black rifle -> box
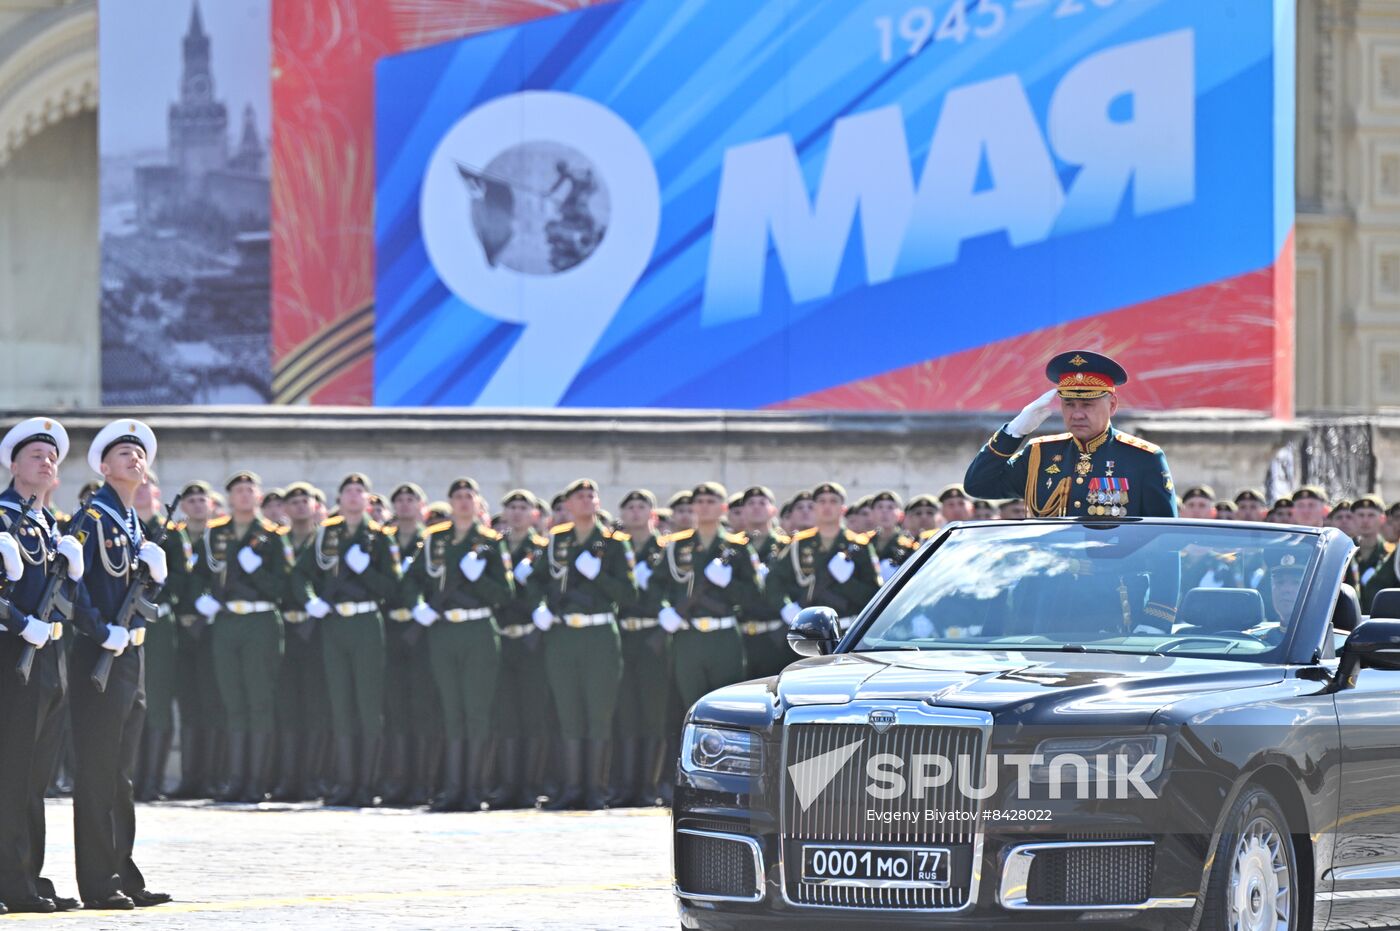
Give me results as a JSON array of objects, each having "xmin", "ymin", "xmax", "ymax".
[
  {"xmin": 91, "ymin": 496, "xmax": 180, "ymax": 693},
  {"xmin": 12, "ymin": 496, "xmax": 83, "ymax": 685}
]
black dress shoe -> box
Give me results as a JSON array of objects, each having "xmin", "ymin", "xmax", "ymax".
[
  {"xmin": 84, "ymin": 893, "xmax": 135, "ymax": 910},
  {"xmin": 51, "ymin": 895, "xmax": 80, "ymax": 912},
  {"xmin": 129, "ymin": 889, "xmax": 173, "ymax": 907},
  {"xmin": 4, "ymin": 895, "xmax": 56, "ymax": 913}
]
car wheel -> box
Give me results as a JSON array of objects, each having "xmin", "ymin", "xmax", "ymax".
[{"xmin": 1201, "ymin": 784, "xmax": 1300, "ymax": 931}]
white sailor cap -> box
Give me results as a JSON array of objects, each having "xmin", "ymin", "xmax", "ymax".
[
  {"xmin": 0, "ymin": 417, "xmax": 70, "ymax": 467},
  {"xmin": 87, "ymin": 419, "xmax": 157, "ymax": 475}
]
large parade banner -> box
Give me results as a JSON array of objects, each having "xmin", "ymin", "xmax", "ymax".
[{"xmin": 375, "ymin": 0, "xmax": 1295, "ymax": 413}]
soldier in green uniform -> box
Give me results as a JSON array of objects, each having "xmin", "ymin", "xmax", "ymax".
[
  {"xmin": 404, "ymin": 478, "xmax": 513, "ymax": 812},
  {"xmin": 270, "ymin": 483, "xmax": 330, "ymax": 801},
  {"xmin": 735, "ymin": 485, "xmax": 791, "ymax": 681},
  {"xmin": 132, "ymin": 473, "xmax": 192, "ymax": 802},
  {"xmin": 660, "ymin": 482, "xmax": 764, "ymax": 713},
  {"xmin": 788, "ymin": 489, "xmax": 816, "ymax": 533},
  {"xmin": 903, "ymin": 494, "xmax": 939, "ymax": 538},
  {"xmin": 1234, "ymin": 489, "xmax": 1269, "ymax": 523},
  {"xmin": 191, "ymin": 471, "xmax": 293, "ymax": 803},
  {"xmin": 170, "ymin": 481, "xmax": 224, "ymax": 799},
  {"xmin": 534, "ymin": 478, "xmax": 636, "ymax": 810},
  {"xmin": 292, "ymin": 473, "xmax": 401, "ymax": 808},
  {"xmin": 491, "ymin": 490, "xmax": 552, "ymax": 809},
  {"xmin": 869, "ymin": 491, "xmax": 918, "ymax": 585},
  {"xmin": 667, "ymin": 490, "xmax": 695, "ymax": 532},
  {"xmin": 965, "ymin": 351, "xmax": 1178, "ymax": 520},
  {"xmin": 1353, "ymin": 496, "xmax": 1396, "ymax": 612},
  {"xmin": 767, "ymin": 482, "xmax": 882, "ymax": 634},
  {"xmin": 611, "ymin": 489, "xmax": 670, "ymax": 807}
]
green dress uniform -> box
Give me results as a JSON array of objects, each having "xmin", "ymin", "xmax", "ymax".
[
  {"xmin": 492, "ymin": 529, "xmax": 553, "ymax": 808},
  {"xmin": 767, "ymin": 526, "xmax": 882, "ymax": 634},
  {"xmin": 662, "ymin": 528, "xmax": 763, "ymax": 710},
  {"xmin": 1358, "ymin": 541, "xmax": 1399, "ymax": 613},
  {"xmin": 739, "ymin": 528, "xmax": 792, "ymax": 680},
  {"xmin": 380, "ymin": 523, "xmax": 442, "ymax": 805},
  {"xmin": 612, "ymin": 530, "xmax": 670, "ymax": 806},
  {"xmin": 132, "ymin": 517, "xmax": 192, "ymax": 802},
  {"xmin": 292, "ymin": 515, "xmax": 401, "ymax": 807},
  {"xmin": 271, "ymin": 529, "xmax": 330, "ymax": 802},
  {"xmin": 403, "ymin": 519, "xmax": 512, "ymax": 811},
  {"xmin": 192, "ymin": 514, "xmax": 292, "ymax": 802},
  {"xmin": 539, "ymin": 521, "xmax": 636, "ymax": 809},
  {"xmin": 171, "ymin": 519, "xmax": 225, "ymax": 799}
]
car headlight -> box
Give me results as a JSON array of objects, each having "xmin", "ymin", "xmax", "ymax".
[
  {"xmin": 682, "ymin": 724, "xmax": 760, "ymax": 776},
  {"xmin": 1028, "ymin": 735, "xmax": 1165, "ymax": 784}
]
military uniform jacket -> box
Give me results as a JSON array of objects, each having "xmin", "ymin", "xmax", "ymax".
[
  {"xmin": 193, "ymin": 515, "xmax": 293, "ymax": 609},
  {"xmin": 618, "ymin": 532, "xmax": 667, "ymax": 619},
  {"xmin": 739, "ymin": 529, "xmax": 790, "ymax": 622},
  {"xmin": 384, "ymin": 524, "xmax": 427, "ymax": 617},
  {"xmin": 0, "ymin": 483, "xmax": 93, "ymax": 639},
  {"xmin": 403, "ymin": 520, "xmax": 513, "ymax": 614},
  {"xmin": 873, "ymin": 530, "xmax": 918, "ymax": 583},
  {"xmin": 966, "ymin": 425, "xmax": 1178, "ymax": 518},
  {"xmin": 1358, "ymin": 540, "xmax": 1399, "ymax": 612},
  {"xmin": 498, "ymin": 531, "xmax": 549, "ymax": 628},
  {"xmin": 767, "ymin": 526, "xmax": 881, "ymax": 618},
  {"xmin": 542, "ymin": 522, "xmax": 636, "ymax": 617},
  {"xmin": 146, "ymin": 516, "xmax": 193, "ymax": 617},
  {"xmin": 292, "ymin": 516, "xmax": 402, "ymax": 607},
  {"xmin": 280, "ymin": 530, "xmax": 318, "ymax": 620},
  {"xmin": 659, "ymin": 529, "xmax": 763, "ymax": 622},
  {"xmin": 68, "ymin": 483, "xmax": 160, "ymax": 642}
]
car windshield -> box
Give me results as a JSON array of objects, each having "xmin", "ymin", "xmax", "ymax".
[{"xmin": 855, "ymin": 522, "xmax": 1321, "ymax": 661}]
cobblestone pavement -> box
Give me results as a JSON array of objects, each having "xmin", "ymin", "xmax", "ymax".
[{"xmin": 7, "ymin": 800, "xmax": 675, "ymax": 929}]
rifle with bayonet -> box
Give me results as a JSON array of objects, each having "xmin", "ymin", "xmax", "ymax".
[{"xmin": 90, "ymin": 495, "xmax": 180, "ymax": 693}]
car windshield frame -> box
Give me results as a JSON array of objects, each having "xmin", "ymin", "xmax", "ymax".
[{"xmin": 848, "ymin": 519, "xmax": 1327, "ymax": 665}]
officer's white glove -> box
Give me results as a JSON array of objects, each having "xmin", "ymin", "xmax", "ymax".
[
  {"xmin": 703, "ymin": 558, "xmax": 732, "ymax": 589},
  {"xmin": 459, "ymin": 551, "xmax": 486, "ymax": 582},
  {"xmin": 343, "ymin": 544, "xmax": 370, "ymax": 575},
  {"xmin": 531, "ymin": 604, "xmax": 555, "ymax": 631},
  {"xmin": 756, "ymin": 562, "xmax": 770, "ymax": 582},
  {"xmin": 657, "ymin": 605, "xmax": 684, "ymax": 633},
  {"xmin": 57, "ymin": 535, "xmax": 84, "ymax": 580},
  {"xmin": 237, "ymin": 546, "xmax": 262, "ymax": 574},
  {"xmin": 20, "ymin": 616, "xmax": 50, "ymax": 648},
  {"xmin": 101, "ymin": 624, "xmax": 130, "ymax": 655},
  {"xmin": 412, "ymin": 602, "xmax": 439, "ymax": 627},
  {"xmin": 574, "ymin": 550, "xmax": 602, "ymax": 580},
  {"xmin": 1006, "ymin": 388, "xmax": 1059, "ymax": 438},
  {"xmin": 138, "ymin": 541, "xmax": 168, "ymax": 584},
  {"xmin": 195, "ymin": 594, "xmax": 222, "ymax": 619},
  {"xmin": 0, "ymin": 532, "xmax": 21, "ymax": 582},
  {"xmin": 781, "ymin": 602, "xmax": 801, "ymax": 625},
  {"xmin": 633, "ymin": 560, "xmax": 652, "ymax": 591},
  {"xmin": 879, "ymin": 559, "xmax": 897, "ymax": 583},
  {"xmin": 305, "ymin": 596, "xmax": 331, "ymax": 619},
  {"xmin": 827, "ymin": 553, "xmax": 855, "ymax": 584},
  {"xmin": 513, "ymin": 557, "xmax": 534, "ymax": 584}
]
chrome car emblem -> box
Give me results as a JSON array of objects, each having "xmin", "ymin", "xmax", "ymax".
[{"xmin": 868, "ymin": 709, "xmax": 896, "ymax": 734}]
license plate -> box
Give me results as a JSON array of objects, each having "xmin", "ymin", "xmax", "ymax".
[{"xmin": 801, "ymin": 844, "xmax": 950, "ymax": 887}]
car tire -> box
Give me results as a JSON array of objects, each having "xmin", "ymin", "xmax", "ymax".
[{"xmin": 1200, "ymin": 783, "xmax": 1301, "ymax": 930}]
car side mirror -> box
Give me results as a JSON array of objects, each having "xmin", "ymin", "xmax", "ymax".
[
  {"xmin": 787, "ymin": 606, "xmax": 840, "ymax": 657},
  {"xmin": 1336, "ymin": 620, "xmax": 1400, "ymax": 688}
]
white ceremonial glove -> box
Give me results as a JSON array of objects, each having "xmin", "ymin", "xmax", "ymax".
[
  {"xmin": 633, "ymin": 560, "xmax": 652, "ymax": 591},
  {"xmin": 879, "ymin": 559, "xmax": 897, "ymax": 583},
  {"xmin": 412, "ymin": 602, "xmax": 439, "ymax": 627},
  {"xmin": 781, "ymin": 602, "xmax": 801, "ymax": 625},
  {"xmin": 237, "ymin": 546, "xmax": 263, "ymax": 574},
  {"xmin": 574, "ymin": 550, "xmax": 602, "ymax": 580},
  {"xmin": 20, "ymin": 616, "xmax": 50, "ymax": 648},
  {"xmin": 101, "ymin": 624, "xmax": 131, "ymax": 654},
  {"xmin": 195, "ymin": 594, "xmax": 222, "ymax": 619},
  {"xmin": 512, "ymin": 557, "xmax": 534, "ymax": 584},
  {"xmin": 827, "ymin": 552, "xmax": 855, "ymax": 584},
  {"xmin": 756, "ymin": 562, "xmax": 770, "ymax": 582},
  {"xmin": 343, "ymin": 544, "xmax": 370, "ymax": 575},
  {"xmin": 703, "ymin": 558, "xmax": 732, "ymax": 589},
  {"xmin": 138, "ymin": 541, "xmax": 168, "ymax": 584},
  {"xmin": 57, "ymin": 535, "xmax": 84, "ymax": 580},
  {"xmin": 459, "ymin": 551, "xmax": 486, "ymax": 582},
  {"xmin": 531, "ymin": 604, "xmax": 555, "ymax": 631},
  {"xmin": 0, "ymin": 532, "xmax": 21, "ymax": 582},
  {"xmin": 1006, "ymin": 388, "xmax": 1059, "ymax": 438},
  {"xmin": 658, "ymin": 605, "xmax": 684, "ymax": 633},
  {"xmin": 305, "ymin": 596, "xmax": 331, "ymax": 619}
]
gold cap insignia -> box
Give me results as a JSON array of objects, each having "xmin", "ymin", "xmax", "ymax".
[
  {"xmin": 42, "ymin": 420, "xmax": 51, "ymax": 429},
  {"xmin": 1069, "ymin": 354, "xmax": 1088, "ymax": 367}
]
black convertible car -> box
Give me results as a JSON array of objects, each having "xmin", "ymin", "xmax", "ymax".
[{"xmin": 673, "ymin": 518, "xmax": 1400, "ymax": 930}]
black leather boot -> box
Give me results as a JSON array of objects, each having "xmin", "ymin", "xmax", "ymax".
[
  {"xmin": 135, "ymin": 729, "xmax": 171, "ymax": 802},
  {"xmin": 353, "ymin": 736, "xmax": 381, "ymax": 808},
  {"xmin": 270, "ymin": 731, "xmax": 303, "ymax": 802},
  {"xmin": 545, "ymin": 738, "xmax": 585, "ymax": 810},
  {"xmin": 241, "ymin": 733, "xmax": 272, "ymax": 803},
  {"xmin": 583, "ymin": 738, "xmax": 611, "ymax": 810},
  {"xmin": 323, "ymin": 736, "xmax": 358, "ymax": 807},
  {"xmin": 430, "ymin": 738, "xmax": 465, "ymax": 812},
  {"xmin": 411, "ymin": 736, "xmax": 441, "ymax": 806},
  {"xmin": 461, "ymin": 737, "xmax": 490, "ymax": 812},
  {"xmin": 304, "ymin": 732, "xmax": 330, "ymax": 800},
  {"xmin": 489, "ymin": 738, "xmax": 526, "ymax": 809},
  {"xmin": 612, "ymin": 737, "xmax": 640, "ymax": 808},
  {"xmin": 638, "ymin": 737, "xmax": 667, "ymax": 807},
  {"xmin": 378, "ymin": 734, "xmax": 410, "ymax": 806},
  {"xmin": 201, "ymin": 729, "xmax": 225, "ymax": 798},
  {"xmin": 171, "ymin": 726, "xmax": 203, "ymax": 799},
  {"xmin": 216, "ymin": 731, "xmax": 248, "ymax": 803},
  {"xmin": 524, "ymin": 737, "xmax": 548, "ymax": 805}
]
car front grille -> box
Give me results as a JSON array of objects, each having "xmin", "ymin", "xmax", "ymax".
[
  {"xmin": 1026, "ymin": 842, "xmax": 1153, "ymax": 906},
  {"xmin": 675, "ymin": 830, "xmax": 760, "ymax": 901}
]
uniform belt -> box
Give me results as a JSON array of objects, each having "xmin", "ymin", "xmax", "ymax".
[
  {"xmin": 225, "ymin": 600, "xmax": 276, "ymax": 615},
  {"xmin": 740, "ymin": 620, "xmax": 785, "ymax": 636},
  {"xmin": 387, "ymin": 608, "xmax": 412, "ymax": 622},
  {"xmin": 334, "ymin": 600, "xmax": 378, "ymax": 617},
  {"xmin": 562, "ymin": 612, "xmax": 614, "ymax": 629},
  {"xmin": 444, "ymin": 607, "xmax": 492, "ymax": 623},
  {"xmin": 687, "ymin": 616, "xmax": 737, "ymax": 633},
  {"xmin": 619, "ymin": 617, "xmax": 658, "ymax": 632},
  {"xmin": 130, "ymin": 628, "xmax": 146, "ymax": 647},
  {"xmin": 283, "ymin": 610, "xmax": 308, "ymax": 624},
  {"xmin": 499, "ymin": 623, "xmax": 535, "ymax": 639}
]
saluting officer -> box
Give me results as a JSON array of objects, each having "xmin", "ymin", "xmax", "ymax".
[
  {"xmin": 191, "ymin": 471, "xmax": 293, "ymax": 804},
  {"xmin": 0, "ymin": 418, "xmax": 85, "ymax": 913},
  {"xmin": 292, "ymin": 473, "xmax": 401, "ymax": 808},
  {"xmin": 965, "ymin": 350, "xmax": 1177, "ymax": 518},
  {"xmin": 404, "ymin": 478, "xmax": 513, "ymax": 812},
  {"xmin": 734, "ymin": 485, "xmax": 791, "ymax": 681},
  {"xmin": 534, "ymin": 478, "xmax": 636, "ymax": 810},
  {"xmin": 767, "ymin": 482, "xmax": 881, "ymax": 634},
  {"xmin": 68, "ymin": 420, "xmax": 170, "ymax": 910}
]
